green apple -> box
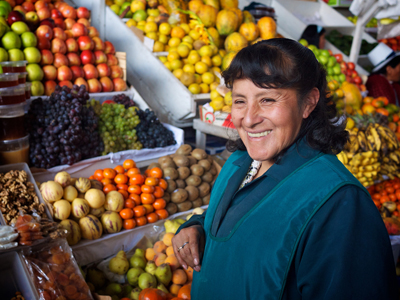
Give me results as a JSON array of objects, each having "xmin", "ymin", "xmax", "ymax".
[
  {"xmin": 333, "ymin": 64, "xmax": 342, "ymax": 75},
  {"xmin": 2, "ymin": 31, "xmax": 21, "ymax": 50},
  {"xmin": 326, "ymin": 67, "xmax": 334, "ymax": 76},
  {"xmin": 307, "ymin": 44, "xmax": 317, "ymax": 52},
  {"xmin": 133, "ymin": 10, "xmax": 147, "ymax": 22},
  {"xmin": 8, "ymin": 49, "xmax": 24, "ymax": 61},
  {"xmin": 0, "ymin": 47, "xmax": 7, "ymax": 61},
  {"xmin": 31, "ymin": 81, "xmax": 44, "ymax": 96},
  {"xmin": 23, "ymin": 47, "xmax": 41, "ymax": 63},
  {"xmin": 338, "ymin": 73, "xmax": 346, "ymax": 82},
  {"xmin": 0, "ymin": 23, "xmax": 6, "ymax": 39},
  {"xmin": 110, "ymin": 4, "xmax": 121, "ymax": 15},
  {"xmin": 327, "ymin": 56, "xmax": 336, "ymax": 68},
  {"xmin": 120, "ymin": 3, "xmax": 133, "ymax": 18},
  {"xmin": 318, "ymin": 55, "xmax": 328, "ymax": 65},
  {"xmin": 320, "ymin": 49, "xmax": 330, "ymax": 57},
  {"xmin": 298, "ymin": 39, "xmax": 308, "ymax": 47},
  {"xmin": 0, "ymin": 1, "xmax": 11, "ymax": 14},
  {"xmin": 21, "ymin": 32, "xmax": 37, "ymax": 48},
  {"xmin": 26, "ymin": 63, "xmax": 44, "ymax": 81},
  {"xmin": 0, "ymin": 8, "xmax": 7, "ymax": 20},
  {"xmin": 11, "ymin": 21, "xmax": 30, "ymax": 35}
]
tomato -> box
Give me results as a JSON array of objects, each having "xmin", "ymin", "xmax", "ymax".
[
  {"xmin": 158, "ymin": 178, "xmax": 168, "ymax": 190},
  {"xmin": 153, "ymin": 186, "xmax": 164, "ymax": 198},
  {"xmin": 143, "ymin": 204, "xmax": 154, "ymax": 214},
  {"xmin": 116, "ymin": 184, "xmax": 129, "ymax": 191},
  {"xmin": 118, "ymin": 190, "xmax": 129, "ymax": 199},
  {"xmin": 114, "ymin": 165, "xmax": 125, "ymax": 174},
  {"xmin": 135, "ymin": 216, "xmax": 147, "ymax": 226},
  {"xmin": 94, "ymin": 169, "xmax": 104, "ymax": 181},
  {"xmin": 114, "ymin": 174, "xmax": 128, "ymax": 184},
  {"xmin": 124, "ymin": 199, "xmax": 136, "ymax": 209},
  {"xmin": 103, "ymin": 184, "xmax": 117, "ymax": 194},
  {"xmin": 389, "ymin": 194, "xmax": 397, "ymax": 202},
  {"xmin": 103, "ymin": 100, "xmax": 116, "ymax": 105},
  {"xmin": 387, "ymin": 187, "xmax": 395, "ymax": 194},
  {"xmin": 380, "ymin": 195, "xmax": 390, "ymax": 204},
  {"xmin": 372, "ymin": 193, "xmax": 381, "ymax": 201},
  {"xmin": 394, "ymin": 184, "xmax": 400, "ymax": 190},
  {"xmin": 155, "ymin": 209, "xmax": 169, "ymax": 220},
  {"xmin": 130, "ymin": 174, "xmax": 145, "ymax": 185},
  {"xmin": 146, "ymin": 212, "xmax": 159, "ymax": 223},
  {"xmin": 120, "ymin": 208, "xmax": 134, "ymax": 219},
  {"xmin": 396, "ymin": 189, "xmax": 400, "ymax": 201},
  {"xmin": 103, "ymin": 168, "xmax": 117, "ymax": 179},
  {"xmin": 347, "ymin": 62, "xmax": 355, "ymax": 70},
  {"xmin": 153, "ymin": 198, "xmax": 166, "ymax": 210},
  {"xmin": 138, "ymin": 288, "xmax": 168, "ymax": 300},
  {"xmin": 123, "ymin": 219, "xmax": 136, "ymax": 230},
  {"xmin": 128, "ymin": 184, "xmax": 142, "ymax": 195},
  {"xmin": 353, "ymin": 76, "xmax": 362, "ymax": 85},
  {"xmin": 129, "ymin": 193, "xmax": 142, "ymax": 206},
  {"xmin": 141, "ymin": 193, "xmax": 155, "ymax": 204},
  {"xmin": 127, "ymin": 168, "xmax": 141, "ymax": 178},
  {"xmin": 145, "ymin": 177, "xmax": 159, "ymax": 186},
  {"xmin": 133, "ymin": 205, "xmax": 146, "ymax": 217},
  {"xmin": 123, "ymin": 159, "xmax": 136, "ymax": 170}
]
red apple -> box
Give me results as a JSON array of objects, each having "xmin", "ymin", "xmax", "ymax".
[
  {"xmin": 35, "ymin": 1, "xmax": 48, "ymax": 11},
  {"xmin": 67, "ymin": 53, "xmax": 81, "ymax": 66},
  {"xmin": 36, "ymin": 25, "xmax": 53, "ymax": 40},
  {"xmin": 53, "ymin": 27, "xmax": 66, "ymax": 40},
  {"xmin": 51, "ymin": 38, "xmax": 67, "ymax": 54},
  {"xmin": 77, "ymin": 18, "xmax": 90, "ymax": 28},
  {"xmin": 351, "ymin": 70, "xmax": 358, "ymax": 78},
  {"xmin": 340, "ymin": 61, "xmax": 347, "ymax": 71},
  {"xmin": 53, "ymin": 53, "xmax": 69, "ymax": 68},
  {"xmin": 106, "ymin": 54, "xmax": 118, "ymax": 66},
  {"xmin": 99, "ymin": 77, "xmax": 114, "ymax": 92},
  {"xmin": 113, "ymin": 78, "xmax": 127, "ymax": 91},
  {"xmin": 94, "ymin": 50, "xmax": 107, "ymax": 64},
  {"xmin": 65, "ymin": 38, "xmax": 79, "ymax": 53},
  {"xmin": 71, "ymin": 22, "xmax": 88, "ymax": 38},
  {"xmin": 64, "ymin": 30, "xmax": 74, "ymax": 39},
  {"xmin": 53, "ymin": 17, "xmax": 65, "ymax": 29},
  {"xmin": 58, "ymin": 81, "xmax": 73, "ymax": 89},
  {"xmin": 92, "ymin": 37, "xmax": 105, "ymax": 51},
  {"xmin": 57, "ymin": 65, "xmax": 73, "ymax": 81},
  {"xmin": 353, "ymin": 76, "xmax": 362, "ymax": 85},
  {"xmin": 37, "ymin": 37, "xmax": 51, "ymax": 50},
  {"xmin": 61, "ymin": 6, "xmax": 77, "ymax": 19},
  {"xmin": 83, "ymin": 64, "xmax": 99, "ymax": 80},
  {"xmin": 80, "ymin": 50, "xmax": 95, "ymax": 65},
  {"xmin": 87, "ymin": 78, "xmax": 102, "ymax": 93},
  {"xmin": 22, "ymin": 2, "xmax": 35, "ymax": 12},
  {"xmin": 348, "ymin": 62, "xmax": 355, "ymax": 70},
  {"xmin": 51, "ymin": 8, "xmax": 62, "ymax": 19},
  {"xmin": 77, "ymin": 7, "xmax": 90, "ymax": 19},
  {"xmin": 87, "ymin": 26, "xmax": 99, "ymax": 38},
  {"xmin": 74, "ymin": 77, "xmax": 88, "ymax": 90},
  {"xmin": 70, "ymin": 66, "xmax": 84, "ymax": 80},
  {"xmin": 40, "ymin": 49, "xmax": 53, "ymax": 65},
  {"xmin": 64, "ymin": 18, "xmax": 76, "ymax": 30},
  {"xmin": 7, "ymin": 11, "xmax": 25, "ymax": 26},
  {"xmin": 110, "ymin": 65, "xmax": 123, "ymax": 79},
  {"xmin": 78, "ymin": 36, "xmax": 94, "ymax": 51},
  {"xmin": 39, "ymin": 18, "xmax": 55, "ymax": 29},
  {"xmin": 334, "ymin": 54, "xmax": 343, "ymax": 63},
  {"xmin": 43, "ymin": 65, "xmax": 57, "ymax": 80},
  {"xmin": 44, "ymin": 80, "xmax": 57, "ymax": 96},
  {"xmin": 104, "ymin": 41, "xmax": 115, "ymax": 54},
  {"xmin": 97, "ymin": 63, "xmax": 110, "ymax": 77},
  {"xmin": 37, "ymin": 7, "xmax": 51, "ymax": 20}
]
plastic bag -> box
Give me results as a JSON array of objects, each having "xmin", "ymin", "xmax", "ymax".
[
  {"xmin": 0, "ymin": 242, "xmax": 18, "ymax": 249},
  {"xmin": 14, "ymin": 213, "xmax": 44, "ymax": 246},
  {"xmin": 21, "ymin": 239, "xmax": 93, "ymax": 300},
  {"xmin": 0, "ymin": 225, "xmax": 15, "ymax": 237},
  {"xmin": 0, "ymin": 232, "xmax": 18, "ymax": 244}
]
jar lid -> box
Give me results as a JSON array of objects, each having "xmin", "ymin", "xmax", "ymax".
[{"xmin": 0, "ymin": 60, "xmax": 28, "ymax": 67}]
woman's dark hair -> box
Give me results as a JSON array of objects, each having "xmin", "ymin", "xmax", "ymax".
[
  {"xmin": 375, "ymin": 55, "xmax": 400, "ymax": 75},
  {"xmin": 300, "ymin": 25, "xmax": 325, "ymax": 49},
  {"xmin": 223, "ymin": 38, "xmax": 348, "ymax": 160}
]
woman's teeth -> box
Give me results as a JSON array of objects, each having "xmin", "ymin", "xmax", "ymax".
[{"xmin": 247, "ymin": 130, "xmax": 271, "ymax": 138}]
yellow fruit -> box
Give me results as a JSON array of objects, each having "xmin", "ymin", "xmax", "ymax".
[
  {"xmin": 216, "ymin": 9, "xmax": 239, "ymax": 36},
  {"xmin": 138, "ymin": 20, "xmax": 146, "ymax": 26},
  {"xmin": 210, "ymin": 89, "xmax": 221, "ymax": 101},
  {"xmin": 182, "ymin": 58, "xmax": 189, "ymax": 65},
  {"xmin": 198, "ymin": 5, "xmax": 218, "ymax": 28},
  {"xmin": 221, "ymin": 51, "xmax": 236, "ymax": 71},
  {"xmin": 125, "ymin": 19, "xmax": 137, "ymax": 27},
  {"xmin": 173, "ymin": 68, "xmax": 184, "ymax": 79},
  {"xmin": 147, "ymin": 8, "xmax": 160, "ymax": 17},
  {"xmin": 198, "ymin": 45, "xmax": 213, "ymax": 57},
  {"xmin": 201, "ymin": 72, "xmax": 215, "ymax": 84},
  {"xmin": 159, "ymin": 23, "xmax": 172, "ymax": 35},
  {"xmin": 137, "ymin": 25, "xmax": 145, "ymax": 31},
  {"xmin": 181, "ymin": 42, "xmax": 193, "ymax": 50},
  {"xmin": 211, "ymin": 55, "xmax": 222, "ymax": 67},
  {"xmin": 146, "ymin": 32, "xmax": 158, "ymax": 40},
  {"xmin": 195, "ymin": 61, "xmax": 208, "ymax": 74},
  {"xmin": 183, "ymin": 64, "xmax": 195, "ymax": 73},
  {"xmin": 194, "ymin": 74, "xmax": 202, "ymax": 84},
  {"xmin": 239, "ymin": 21, "xmax": 259, "ymax": 42},
  {"xmin": 342, "ymin": 82, "xmax": 362, "ymax": 109},
  {"xmin": 159, "ymin": 56, "xmax": 167, "ymax": 63},
  {"xmin": 189, "ymin": 30, "xmax": 200, "ymax": 40},
  {"xmin": 207, "ymin": 27, "xmax": 220, "ymax": 48},
  {"xmin": 182, "ymin": 35, "xmax": 194, "ymax": 44},
  {"xmin": 220, "ymin": 0, "xmax": 238, "ymax": 9},
  {"xmin": 167, "ymin": 51, "xmax": 180, "ymax": 62},
  {"xmin": 222, "ymin": 105, "xmax": 231, "ymax": 113},
  {"xmin": 211, "ymin": 66, "xmax": 221, "ymax": 74},
  {"xmin": 159, "ymin": 34, "xmax": 168, "ymax": 44},
  {"xmin": 257, "ymin": 16, "xmax": 276, "ymax": 40},
  {"xmin": 144, "ymin": 21, "xmax": 158, "ymax": 33},
  {"xmin": 224, "ymin": 32, "xmax": 248, "ymax": 52},
  {"xmin": 224, "ymin": 91, "xmax": 232, "ymax": 105},
  {"xmin": 130, "ymin": 0, "xmax": 146, "ymax": 12},
  {"xmin": 210, "ymin": 97, "xmax": 224, "ymax": 110},
  {"xmin": 346, "ymin": 118, "xmax": 355, "ymax": 130},
  {"xmin": 180, "ymin": 72, "xmax": 196, "ymax": 86},
  {"xmin": 179, "ymin": 23, "xmax": 190, "ymax": 34},
  {"xmin": 199, "ymin": 83, "xmax": 210, "ymax": 93},
  {"xmin": 187, "ymin": 51, "xmax": 201, "ymax": 64},
  {"xmin": 168, "ymin": 47, "xmax": 177, "ymax": 53},
  {"xmin": 201, "ymin": 56, "xmax": 212, "ymax": 67},
  {"xmin": 164, "ymin": 45, "xmax": 170, "ymax": 51},
  {"xmin": 177, "ymin": 44, "xmax": 190, "ymax": 58},
  {"xmin": 146, "ymin": 16, "xmax": 156, "ymax": 22},
  {"xmin": 188, "ymin": 83, "xmax": 201, "ymax": 94},
  {"xmin": 168, "ymin": 37, "xmax": 181, "ymax": 48},
  {"xmin": 210, "ymin": 82, "xmax": 219, "ymax": 90},
  {"xmin": 171, "ymin": 26, "xmax": 186, "ymax": 39},
  {"xmin": 153, "ymin": 41, "xmax": 165, "ymax": 52},
  {"xmin": 164, "ymin": 61, "xmax": 172, "ymax": 70},
  {"xmin": 170, "ymin": 59, "xmax": 183, "ymax": 71},
  {"xmin": 219, "ymin": 49, "xmax": 227, "ymax": 56}
]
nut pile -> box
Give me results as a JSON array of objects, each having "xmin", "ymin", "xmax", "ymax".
[{"xmin": 0, "ymin": 170, "xmax": 47, "ymax": 225}]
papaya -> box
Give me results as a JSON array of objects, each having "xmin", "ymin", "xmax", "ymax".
[
  {"xmin": 188, "ymin": 0, "xmax": 203, "ymax": 14},
  {"xmin": 216, "ymin": 9, "xmax": 238, "ymax": 36},
  {"xmin": 257, "ymin": 16, "xmax": 276, "ymax": 40},
  {"xmin": 227, "ymin": 7, "xmax": 243, "ymax": 28},
  {"xmin": 341, "ymin": 82, "xmax": 362, "ymax": 109},
  {"xmin": 220, "ymin": 0, "xmax": 238, "ymax": 9},
  {"xmin": 243, "ymin": 10, "xmax": 254, "ymax": 23},
  {"xmin": 221, "ymin": 51, "xmax": 237, "ymax": 71},
  {"xmin": 159, "ymin": 0, "xmax": 188, "ymax": 23},
  {"xmin": 239, "ymin": 21, "xmax": 259, "ymax": 42},
  {"xmin": 207, "ymin": 27, "xmax": 220, "ymax": 47},
  {"xmin": 204, "ymin": 0, "xmax": 219, "ymax": 10},
  {"xmin": 198, "ymin": 4, "xmax": 218, "ymax": 27},
  {"xmin": 224, "ymin": 32, "xmax": 248, "ymax": 53},
  {"xmin": 79, "ymin": 214, "xmax": 103, "ymax": 240}
]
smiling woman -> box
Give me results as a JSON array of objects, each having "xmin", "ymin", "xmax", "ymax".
[{"xmin": 171, "ymin": 39, "xmax": 398, "ymax": 300}]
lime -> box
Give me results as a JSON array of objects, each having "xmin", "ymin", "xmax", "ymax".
[{"xmin": 133, "ymin": 9, "xmax": 147, "ymax": 22}]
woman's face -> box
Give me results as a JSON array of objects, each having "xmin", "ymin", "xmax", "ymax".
[{"xmin": 231, "ymin": 78, "xmax": 317, "ymax": 166}]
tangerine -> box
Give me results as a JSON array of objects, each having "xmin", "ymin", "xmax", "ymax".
[
  {"xmin": 94, "ymin": 169, "xmax": 104, "ymax": 181},
  {"xmin": 153, "ymin": 198, "xmax": 166, "ymax": 210},
  {"xmin": 128, "ymin": 184, "xmax": 141, "ymax": 195},
  {"xmin": 155, "ymin": 209, "xmax": 169, "ymax": 220},
  {"xmin": 120, "ymin": 208, "xmax": 134, "ymax": 219},
  {"xmin": 133, "ymin": 205, "xmax": 146, "ymax": 217},
  {"xmin": 124, "ymin": 199, "xmax": 135, "ymax": 208},
  {"xmin": 114, "ymin": 174, "xmax": 128, "ymax": 184},
  {"xmin": 130, "ymin": 174, "xmax": 145, "ymax": 185},
  {"xmin": 114, "ymin": 165, "xmax": 125, "ymax": 174},
  {"xmin": 123, "ymin": 159, "xmax": 136, "ymax": 169},
  {"xmin": 103, "ymin": 184, "xmax": 117, "ymax": 194},
  {"xmin": 145, "ymin": 177, "xmax": 159, "ymax": 186},
  {"xmin": 135, "ymin": 216, "xmax": 147, "ymax": 226},
  {"xmin": 141, "ymin": 185, "xmax": 155, "ymax": 194},
  {"xmin": 103, "ymin": 168, "xmax": 116, "ymax": 179},
  {"xmin": 123, "ymin": 219, "xmax": 136, "ymax": 230}
]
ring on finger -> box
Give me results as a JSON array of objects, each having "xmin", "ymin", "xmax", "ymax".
[{"xmin": 177, "ymin": 241, "xmax": 189, "ymax": 252}]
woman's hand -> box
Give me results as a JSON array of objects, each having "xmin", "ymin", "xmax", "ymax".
[{"xmin": 172, "ymin": 225, "xmax": 205, "ymax": 272}]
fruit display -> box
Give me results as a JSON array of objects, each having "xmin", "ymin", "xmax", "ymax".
[
  {"xmin": 326, "ymin": 30, "xmax": 378, "ymax": 56},
  {"xmin": 378, "ymin": 36, "xmax": 400, "ymax": 52},
  {"xmin": 347, "ymin": 16, "xmax": 377, "ymax": 28},
  {"xmin": 21, "ymin": 239, "xmax": 92, "ymax": 300},
  {"xmin": 27, "ymin": 85, "xmax": 103, "ymax": 168}
]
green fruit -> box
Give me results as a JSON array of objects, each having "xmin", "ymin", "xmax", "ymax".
[
  {"xmin": 145, "ymin": 261, "xmax": 157, "ymax": 275},
  {"xmin": 2, "ymin": 31, "xmax": 21, "ymax": 50},
  {"xmin": 105, "ymin": 283, "xmax": 122, "ymax": 296},
  {"xmin": 21, "ymin": 32, "xmax": 37, "ymax": 48},
  {"xmin": 110, "ymin": 4, "xmax": 121, "ymax": 15},
  {"xmin": 154, "ymin": 263, "xmax": 172, "ymax": 286},
  {"xmin": 26, "ymin": 64, "xmax": 44, "ymax": 81},
  {"xmin": 121, "ymin": 284, "xmax": 133, "ymax": 297},
  {"xmin": 121, "ymin": 2, "xmax": 133, "ymax": 17},
  {"xmin": 0, "ymin": 47, "xmax": 8, "ymax": 62},
  {"xmin": 11, "ymin": 21, "xmax": 29, "ymax": 35},
  {"xmin": 320, "ymin": 49, "xmax": 330, "ymax": 57},
  {"xmin": 23, "ymin": 47, "xmax": 41, "ymax": 63},
  {"xmin": 129, "ymin": 255, "xmax": 146, "ymax": 269},
  {"xmin": 109, "ymin": 250, "xmax": 130, "ymax": 275},
  {"xmin": 298, "ymin": 39, "xmax": 308, "ymax": 47},
  {"xmin": 333, "ymin": 64, "xmax": 342, "ymax": 75},
  {"xmin": 327, "ymin": 56, "xmax": 336, "ymax": 68},
  {"xmin": 8, "ymin": 49, "xmax": 24, "ymax": 61},
  {"xmin": 137, "ymin": 272, "xmax": 157, "ymax": 290},
  {"xmin": 133, "ymin": 10, "xmax": 147, "ymax": 22},
  {"xmin": 0, "ymin": 1, "xmax": 12, "ymax": 14},
  {"xmin": 30, "ymin": 80, "xmax": 44, "ymax": 96},
  {"xmin": 0, "ymin": 7, "xmax": 7, "ymax": 19},
  {"xmin": 317, "ymin": 55, "xmax": 328, "ymax": 65},
  {"xmin": 0, "ymin": 23, "xmax": 7, "ymax": 38},
  {"xmin": 126, "ymin": 267, "xmax": 144, "ymax": 286},
  {"xmin": 130, "ymin": 287, "xmax": 142, "ymax": 300}
]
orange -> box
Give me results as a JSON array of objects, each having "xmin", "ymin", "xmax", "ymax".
[
  {"xmin": 171, "ymin": 26, "xmax": 185, "ymax": 39},
  {"xmin": 101, "ymin": 178, "xmax": 113, "ymax": 186},
  {"xmin": 89, "ymin": 175, "xmax": 94, "ymax": 180},
  {"xmin": 129, "ymin": 193, "xmax": 141, "ymax": 206},
  {"xmin": 172, "ymin": 269, "xmax": 188, "ymax": 285},
  {"xmin": 159, "ymin": 179, "xmax": 168, "ymax": 190},
  {"xmin": 124, "ymin": 199, "xmax": 135, "ymax": 208},
  {"xmin": 133, "ymin": 205, "xmax": 146, "ymax": 217},
  {"xmin": 103, "ymin": 168, "xmax": 117, "ymax": 179},
  {"xmin": 94, "ymin": 169, "xmax": 104, "ymax": 181},
  {"xmin": 118, "ymin": 190, "xmax": 129, "ymax": 199},
  {"xmin": 376, "ymin": 108, "xmax": 389, "ymax": 117},
  {"xmin": 123, "ymin": 218, "xmax": 136, "ymax": 230},
  {"xmin": 147, "ymin": 212, "xmax": 159, "ymax": 223},
  {"xmin": 103, "ymin": 184, "xmax": 117, "ymax": 194},
  {"xmin": 127, "ymin": 168, "xmax": 140, "ymax": 178},
  {"xmin": 177, "ymin": 284, "xmax": 191, "ymax": 299},
  {"xmin": 150, "ymin": 167, "xmax": 163, "ymax": 178},
  {"xmin": 120, "ymin": 208, "xmax": 134, "ymax": 219},
  {"xmin": 128, "ymin": 184, "xmax": 141, "ymax": 195},
  {"xmin": 155, "ymin": 209, "xmax": 169, "ymax": 220},
  {"xmin": 145, "ymin": 177, "xmax": 159, "ymax": 186},
  {"xmin": 143, "ymin": 204, "xmax": 154, "ymax": 214},
  {"xmin": 153, "ymin": 198, "xmax": 166, "ymax": 210},
  {"xmin": 123, "ymin": 159, "xmax": 136, "ymax": 170},
  {"xmin": 153, "ymin": 186, "xmax": 164, "ymax": 198},
  {"xmin": 363, "ymin": 96, "xmax": 373, "ymax": 104},
  {"xmin": 114, "ymin": 165, "xmax": 125, "ymax": 174},
  {"xmin": 114, "ymin": 174, "xmax": 128, "ymax": 184},
  {"xmin": 361, "ymin": 103, "xmax": 375, "ymax": 114},
  {"xmin": 130, "ymin": 174, "xmax": 145, "ymax": 185},
  {"xmin": 116, "ymin": 184, "xmax": 129, "ymax": 191},
  {"xmin": 141, "ymin": 193, "xmax": 155, "ymax": 204},
  {"xmin": 135, "ymin": 216, "xmax": 147, "ymax": 226},
  {"xmin": 144, "ymin": 169, "xmax": 152, "ymax": 177},
  {"xmin": 141, "ymin": 185, "xmax": 155, "ymax": 194}
]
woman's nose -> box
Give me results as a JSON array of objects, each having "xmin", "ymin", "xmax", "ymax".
[{"xmin": 243, "ymin": 102, "xmax": 263, "ymax": 127}]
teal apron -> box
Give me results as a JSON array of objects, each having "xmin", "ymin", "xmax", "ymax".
[{"xmin": 191, "ymin": 151, "xmax": 368, "ymax": 300}]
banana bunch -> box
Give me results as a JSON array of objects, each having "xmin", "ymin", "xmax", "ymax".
[
  {"xmin": 381, "ymin": 149, "xmax": 400, "ymax": 179},
  {"xmin": 338, "ymin": 151, "xmax": 381, "ymax": 187}
]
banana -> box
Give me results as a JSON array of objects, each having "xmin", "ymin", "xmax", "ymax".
[
  {"xmin": 370, "ymin": 127, "xmax": 382, "ymax": 152},
  {"xmin": 364, "ymin": 172, "xmax": 373, "ymax": 178},
  {"xmin": 361, "ymin": 151, "xmax": 373, "ymax": 158},
  {"xmin": 381, "ymin": 139, "xmax": 388, "ymax": 155},
  {"xmin": 357, "ymin": 131, "xmax": 368, "ymax": 152},
  {"xmin": 377, "ymin": 125, "xmax": 399, "ymax": 149},
  {"xmin": 383, "ymin": 157, "xmax": 390, "ymax": 163},
  {"xmin": 366, "ymin": 134, "xmax": 375, "ymax": 151},
  {"xmin": 390, "ymin": 152, "xmax": 400, "ymax": 164},
  {"xmin": 361, "ymin": 157, "xmax": 370, "ymax": 165},
  {"xmin": 337, "ymin": 152, "xmax": 348, "ymax": 165}
]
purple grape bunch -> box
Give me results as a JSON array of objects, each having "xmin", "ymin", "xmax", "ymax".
[{"xmin": 112, "ymin": 94, "xmax": 136, "ymax": 108}]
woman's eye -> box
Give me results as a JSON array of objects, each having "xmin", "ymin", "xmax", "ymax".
[
  {"xmin": 233, "ymin": 99, "xmax": 244, "ymax": 104},
  {"xmin": 262, "ymin": 98, "xmax": 275, "ymax": 103}
]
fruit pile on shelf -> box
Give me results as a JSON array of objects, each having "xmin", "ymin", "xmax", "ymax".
[
  {"xmin": 378, "ymin": 36, "xmax": 400, "ymax": 52},
  {"xmin": 0, "ymin": 0, "xmax": 127, "ymax": 96},
  {"xmin": 326, "ymin": 30, "xmax": 377, "ymax": 56}
]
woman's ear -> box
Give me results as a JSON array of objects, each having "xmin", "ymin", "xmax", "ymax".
[{"xmin": 303, "ymin": 88, "xmax": 319, "ymax": 119}]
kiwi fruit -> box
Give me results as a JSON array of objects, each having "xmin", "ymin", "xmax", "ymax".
[
  {"xmin": 171, "ymin": 188, "xmax": 188, "ymax": 203},
  {"xmin": 207, "ymin": 155, "xmax": 214, "ymax": 165},
  {"xmin": 190, "ymin": 164, "xmax": 205, "ymax": 176},
  {"xmin": 173, "ymin": 155, "xmax": 190, "ymax": 167},
  {"xmin": 176, "ymin": 179, "xmax": 186, "ymax": 189},
  {"xmin": 191, "ymin": 149, "xmax": 208, "ymax": 160},
  {"xmin": 163, "ymin": 191, "xmax": 171, "ymax": 203},
  {"xmin": 201, "ymin": 172, "xmax": 213, "ymax": 183},
  {"xmin": 176, "ymin": 144, "xmax": 192, "ymax": 156},
  {"xmin": 177, "ymin": 167, "xmax": 190, "ymax": 180},
  {"xmin": 161, "ymin": 161, "xmax": 176, "ymax": 169},
  {"xmin": 185, "ymin": 175, "xmax": 202, "ymax": 187},
  {"xmin": 158, "ymin": 156, "xmax": 173, "ymax": 165},
  {"xmin": 177, "ymin": 200, "xmax": 193, "ymax": 212},
  {"xmin": 163, "ymin": 167, "xmax": 179, "ymax": 180},
  {"xmin": 202, "ymin": 194, "xmax": 210, "ymax": 205},
  {"xmin": 192, "ymin": 198, "xmax": 203, "ymax": 208},
  {"xmin": 209, "ymin": 164, "xmax": 217, "ymax": 176},
  {"xmin": 198, "ymin": 159, "xmax": 211, "ymax": 171},
  {"xmin": 166, "ymin": 180, "xmax": 177, "ymax": 193},
  {"xmin": 147, "ymin": 162, "xmax": 161, "ymax": 170},
  {"xmin": 166, "ymin": 202, "xmax": 178, "ymax": 215},
  {"xmin": 198, "ymin": 182, "xmax": 210, "ymax": 197},
  {"xmin": 187, "ymin": 156, "xmax": 197, "ymax": 166},
  {"xmin": 185, "ymin": 186, "xmax": 199, "ymax": 201}
]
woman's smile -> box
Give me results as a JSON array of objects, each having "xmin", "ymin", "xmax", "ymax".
[{"xmin": 247, "ymin": 130, "xmax": 272, "ymax": 138}]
